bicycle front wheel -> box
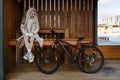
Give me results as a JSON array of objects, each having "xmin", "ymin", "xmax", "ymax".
[
  {"xmin": 77, "ymin": 45, "xmax": 104, "ymax": 73},
  {"xmin": 37, "ymin": 46, "xmax": 61, "ymax": 74}
]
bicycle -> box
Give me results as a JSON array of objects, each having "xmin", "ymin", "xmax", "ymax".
[{"xmin": 37, "ymin": 29, "xmax": 104, "ymax": 74}]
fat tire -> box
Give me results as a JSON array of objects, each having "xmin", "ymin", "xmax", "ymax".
[
  {"xmin": 77, "ymin": 45, "xmax": 104, "ymax": 73},
  {"xmin": 37, "ymin": 46, "xmax": 61, "ymax": 74}
]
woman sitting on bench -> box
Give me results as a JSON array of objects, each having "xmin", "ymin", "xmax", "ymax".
[{"xmin": 18, "ymin": 7, "xmax": 43, "ymax": 63}]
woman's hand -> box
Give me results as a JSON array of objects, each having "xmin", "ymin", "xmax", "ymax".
[
  {"xmin": 29, "ymin": 33, "xmax": 33, "ymax": 37},
  {"xmin": 25, "ymin": 33, "xmax": 29, "ymax": 36},
  {"xmin": 25, "ymin": 33, "xmax": 33, "ymax": 37}
]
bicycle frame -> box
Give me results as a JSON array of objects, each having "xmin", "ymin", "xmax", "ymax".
[{"xmin": 53, "ymin": 38, "xmax": 82, "ymax": 64}]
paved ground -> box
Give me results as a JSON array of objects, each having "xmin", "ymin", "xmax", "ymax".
[{"xmin": 5, "ymin": 59, "xmax": 120, "ymax": 80}]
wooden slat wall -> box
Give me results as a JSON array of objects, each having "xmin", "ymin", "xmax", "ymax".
[
  {"xmin": 23, "ymin": 0, "xmax": 94, "ymax": 40},
  {"xmin": 4, "ymin": 0, "xmax": 21, "ymax": 73}
]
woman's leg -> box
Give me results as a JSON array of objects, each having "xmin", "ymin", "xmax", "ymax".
[
  {"xmin": 24, "ymin": 35, "xmax": 30, "ymax": 49},
  {"xmin": 23, "ymin": 36, "xmax": 30, "ymax": 60},
  {"xmin": 29, "ymin": 36, "xmax": 34, "ymax": 50},
  {"xmin": 27, "ymin": 36, "xmax": 34, "ymax": 62},
  {"xmin": 23, "ymin": 36, "xmax": 34, "ymax": 62}
]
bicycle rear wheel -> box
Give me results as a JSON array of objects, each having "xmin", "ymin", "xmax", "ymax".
[
  {"xmin": 77, "ymin": 45, "xmax": 104, "ymax": 73},
  {"xmin": 37, "ymin": 46, "xmax": 61, "ymax": 74}
]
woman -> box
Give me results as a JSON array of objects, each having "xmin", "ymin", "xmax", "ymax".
[{"xmin": 20, "ymin": 7, "xmax": 43, "ymax": 63}]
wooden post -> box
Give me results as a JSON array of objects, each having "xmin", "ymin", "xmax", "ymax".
[
  {"xmin": 94, "ymin": 0, "xmax": 98, "ymax": 43},
  {"xmin": 0, "ymin": 0, "xmax": 4, "ymax": 79},
  {"xmin": 65, "ymin": 28, "xmax": 69, "ymax": 39}
]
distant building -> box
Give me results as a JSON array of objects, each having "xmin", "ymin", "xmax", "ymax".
[
  {"xmin": 98, "ymin": 15, "xmax": 120, "ymax": 34},
  {"xmin": 103, "ymin": 15, "xmax": 120, "ymax": 25},
  {"xmin": 98, "ymin": 24, "xmax": 120, "ymax": 34}
]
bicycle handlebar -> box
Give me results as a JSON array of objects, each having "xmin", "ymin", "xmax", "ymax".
[
  {"xmin": 50, "ymin": 28, "xmax": 85, "ymax": 41},
  {"xmin": 50, "ymin": 28, "xmax": 56, "ymax": 35}
]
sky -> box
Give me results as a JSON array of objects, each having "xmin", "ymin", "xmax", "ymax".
[{"xmin": 98, "ymin": 0, "xmax": 120, "ymax": 24}]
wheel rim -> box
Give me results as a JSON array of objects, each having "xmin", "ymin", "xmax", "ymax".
[{"xmin": 78, "ymin": 47, "xmax": 104, "ymax": 73}]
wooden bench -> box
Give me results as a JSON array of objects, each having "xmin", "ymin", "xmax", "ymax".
[
  {"xmin": 9, "ymin": 39, "xmax": 91, "ymax": 46},
  {"xmin": 8, "ymin": 39, "xmax": 91, "ymax": 64}
]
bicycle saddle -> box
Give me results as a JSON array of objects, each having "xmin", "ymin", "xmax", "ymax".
[{"xmin": 77, "ymin": 37, "xmax": 84, "ymax": 41}]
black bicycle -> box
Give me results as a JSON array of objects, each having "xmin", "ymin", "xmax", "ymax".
[{"xmin": 37, "ymin": 29, "xmax": 104, "ymax": 74}]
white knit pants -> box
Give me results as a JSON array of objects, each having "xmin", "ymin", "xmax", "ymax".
[{"xmin": 24, "ymin": 35, "xmax": 34, "ymax": 50}]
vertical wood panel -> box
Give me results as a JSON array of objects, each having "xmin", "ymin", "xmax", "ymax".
[
  {"xmin": 47, "ymin": 0, "xmax": 50, "ymax": 27},
  {"xmin": 33, "ymin": 0, "xmax": 93, "ymax": 39},
  {"xmin": 84, "ymin": 0, "xmax": 89, "ymax": 38},
  {"xmin": 63, "ymin": 0, "xmax": 67, "ymax": 28},
  {"xmin": 89, "ymin": 0, "xmax": 94, "ymax": 41},
  {"xmin": 67, "ymin": 0, "xmax": 71, "ymax": 38},
  {"xmin": 75, "ymin": 0, "xmax": 80, "ymax": 37},
  {"xmin": 71, "ymin": 0, "xmax": 75, "ymax": 38},
  {"xmin": 51, "ymin": 0, "xmax": 54, "ymax": 28},
  {"xmin": 56, "ymin": 2, "xmax": 58, "ymax": 28},
  {"xmin": 4, "ymin": 0, "xmax": 21, "ymax": 73},
  {"xmin": 79, "ymin": 0, "xmax": 82, "ymax": 36},
  {"xmin": 81, "ymin": 0, "xmax": 85, "ymax": 37}
]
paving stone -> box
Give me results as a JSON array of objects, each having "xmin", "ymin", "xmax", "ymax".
[{"xmin": 5, "ymin": 59, "xmax": 120, "ymax": 80}]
